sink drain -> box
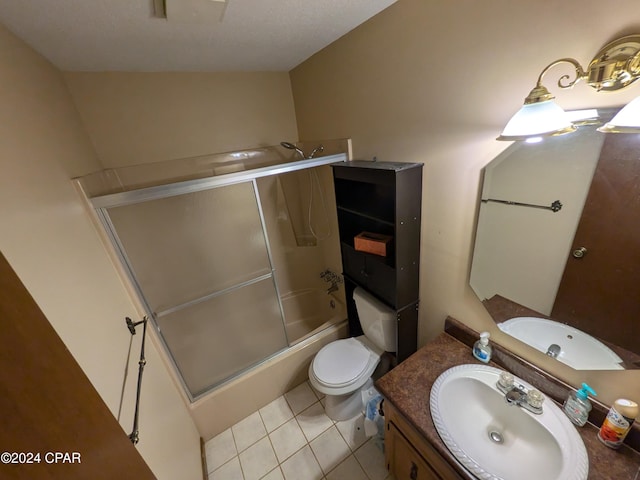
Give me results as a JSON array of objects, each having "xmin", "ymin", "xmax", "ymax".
[{"xmin": 488, "ymin": 430, "xmax": 504, "ymax": 444}]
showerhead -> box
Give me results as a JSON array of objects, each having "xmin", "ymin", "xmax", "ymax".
[{"xmin": 280, "ymin": 141, "xmax": 306, "ymax": 159}]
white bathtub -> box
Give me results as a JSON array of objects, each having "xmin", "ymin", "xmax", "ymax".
[
  {"xmin": 188, "ymin": 287, "xmax": 348, "ymax": 439},
  {"xmin": 280, "ymin": 288, "xmax": 347, "ymax": 345},
  {"xmin": 191, "ymin": 318, "xmax": 349, "ymax": 440}
]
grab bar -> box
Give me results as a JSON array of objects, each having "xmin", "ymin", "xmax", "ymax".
[{"xmin": 125, "ymin": 316, "xmax": 148, "ymax": 444}]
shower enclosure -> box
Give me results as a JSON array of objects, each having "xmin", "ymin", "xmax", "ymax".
[{"xmin": 78, "ymin": 141, "xmax": 349, "ymax": 401}]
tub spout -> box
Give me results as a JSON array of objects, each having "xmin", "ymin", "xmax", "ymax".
[{"xmin": 327, "ymin": 285, "xmax": 339, "ymax": 294}]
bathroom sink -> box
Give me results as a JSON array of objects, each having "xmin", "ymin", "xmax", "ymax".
[
  {"xmin": 430, "ymin": 364, "xmax": 588, "ymax": 480},
  {"xmin": 498, "ymin": 316, "xmax": 623, "ymax": 370}
]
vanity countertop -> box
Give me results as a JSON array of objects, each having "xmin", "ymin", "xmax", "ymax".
[{"xmin": 375, "ymin": 330, "xmax": 640, "ymax": 480}]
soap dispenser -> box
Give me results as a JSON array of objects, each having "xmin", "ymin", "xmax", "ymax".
[
  {"xmin": 473, "ymin": 332, "xmax": 492, "ymax": 363},
  {"xmin": 563, "ymin": 383, "xmax": 597, "ymax": 426}
]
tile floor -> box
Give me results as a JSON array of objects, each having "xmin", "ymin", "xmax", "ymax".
[{"xmin": 205, "ymin": 380, "xmax": 395, "ymax": 480}]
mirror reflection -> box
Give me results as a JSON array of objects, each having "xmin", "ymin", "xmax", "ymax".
[{"xmin": 471, "ymin": 107, "xmax": 640, "ymax": 371}]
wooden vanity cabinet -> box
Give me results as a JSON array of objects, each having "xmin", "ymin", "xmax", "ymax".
[{"xmin": 385, "ymin": 402, "xmax": 463, "ymax": 480}]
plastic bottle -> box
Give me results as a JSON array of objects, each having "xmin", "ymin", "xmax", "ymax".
[
  {"xmin": 597, "ymin": 399, "xmax": 639, "ymax": 449},
  {"xmin": 473, "ymin": 332, "xmax": 492, "ymax": 363},
  {"xmin": 563, "ymin": 383, "xmax": 597, "ymax": 426}
]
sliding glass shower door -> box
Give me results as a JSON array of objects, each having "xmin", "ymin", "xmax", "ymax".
[{"xmin": 105, "ymin": 181, "xmax": 288, "ymax": 399}]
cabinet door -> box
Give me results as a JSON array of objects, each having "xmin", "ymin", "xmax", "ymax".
[
  {"xmin": 363, "ymin": 256, "xmax": 397, "ymax": 305},
  {"xmin": 387, "ymin": 421, "xmax": 440, "ymax": 479},
  {"xmin": 341, "ymin": 243, "xmax": 369, "ymax": 286}
]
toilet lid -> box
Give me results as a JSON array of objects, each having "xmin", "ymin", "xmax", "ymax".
[{"xmin": 313, "ymin": 339, "xmax": 371, "ymax": 387}]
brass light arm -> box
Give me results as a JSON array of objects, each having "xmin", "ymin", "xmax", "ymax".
[
  {"xmin": 500, "ymin": 34, "xmax": 640, "ymax": 140},
  {"xmin": 524, "ymin": 58, "xmax": 586, "ymax": 105},
  {"xmin": 539, "ymin": 58, "xmax": 587, "ymax": 89}
]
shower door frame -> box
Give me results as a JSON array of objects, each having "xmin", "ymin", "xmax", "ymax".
[{"xmin": 90, "ymin": 153, "xmax": 347, "ymax": 401}]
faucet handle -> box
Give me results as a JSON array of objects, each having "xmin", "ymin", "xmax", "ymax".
[
  {"xmin": 526, "ymin": 389, "xmax": 545, "ymax": 409},
  {"xmin": 498, "ymin": 371, "xmax": 514, "ymax": 390}
]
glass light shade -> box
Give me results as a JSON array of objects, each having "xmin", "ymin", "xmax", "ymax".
[
  {"xmin": 497, "ymin": 100, "xmax": 576, "ymax": 141},
  {"xmin": 598, "ymin": 96, "xmax": 640, "ymax": 133}
]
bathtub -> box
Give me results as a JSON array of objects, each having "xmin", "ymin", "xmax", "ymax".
[
  {"xmin": 189, "ymin": 287, "xmax": 348, "ymax": 439},
  {"xmin": 280, "ymin": 288, "xmax": 347, "ymax": 345}
]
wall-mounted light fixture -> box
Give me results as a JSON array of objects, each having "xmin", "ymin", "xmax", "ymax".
[{"xmin": 498, "ymin": 34, "xmax": 640, "ymax": 141}]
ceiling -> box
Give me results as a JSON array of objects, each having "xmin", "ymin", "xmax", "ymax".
[{"xmin": 0, "ymin": 0, "xmax": 396, "ymax": 72}]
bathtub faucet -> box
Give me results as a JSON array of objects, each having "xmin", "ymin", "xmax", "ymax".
[{"xmin": 321, "ymin": 269, "xmax": 343, "ymax": 293}]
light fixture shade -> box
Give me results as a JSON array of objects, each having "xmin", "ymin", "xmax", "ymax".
[
  {"xmin": 497, "ymin": 100, "xmax": 576, "ymax": 141},
  {"xmin": 598, "ymin": 96, "xmax": 640, "ymax": 133}
]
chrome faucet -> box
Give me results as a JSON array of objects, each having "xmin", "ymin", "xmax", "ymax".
[
  {"xmin": 320, "ymin": 269, "xmax": 343, "ymax": 294},
  {"xmin": 496, "ymin": 371, "xmax": 544, "ymax": 415},
  {"xmin": 546, "ymin": 344, "xmax": 561, "ymax": 358},
  {"xmin": 504, "ymin": 388, "xmax": 527, "ymax": 406}
]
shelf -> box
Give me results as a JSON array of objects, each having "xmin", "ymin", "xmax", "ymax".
[
  {"xmin": 341, "ymin": 242, "xmax": 395, "ymax": 268},
  {"xmin": 336, "ymin": 206, "xmax": 395, "ymax": 227},
  {"xmin": 336, "ymin": 209, "xmax": 395, "ymax": 248},
  {"xmin": 332, "ymin": 160, "xmax": 422, "ymax": 360},
  {"xmin": 333, "ymin": 177, "xmax": 395, "ymax": 223}
]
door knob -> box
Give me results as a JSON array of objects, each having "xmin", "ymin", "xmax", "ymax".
[{"xmin": 572, "ymin": 247, "xmax": 587, "ymax": 259}]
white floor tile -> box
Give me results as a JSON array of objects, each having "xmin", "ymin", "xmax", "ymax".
[
  {"xmin": 308, "ymin": 383, "xmax": 325, "ymax": 401},
  {"xmin": 205, "ymin": 428, "xmax": 237, "ymax": 473},
  {"xmin": 238, "ymin": 436, "xmax": 278, "ymax": 480},
  {"xmin": 280, "ymin": 445, "xmax": 323, "ymax": 480},
  {"xmin": 354, "ymin": 438, "xmax": 388, "ymax": 480},
  {"xmin": 269, "ymin": 418, "xmax": 307, "ymax": 463},
  {"xmin": 232, "ymin": 411, "xmax": 267, "ymax": 453},
  {"xmin": 336, "ymin": 413, "xmax": 368, "ymax": 451},
  {"xmin": 260, "ymin": 396, "xmax": 294, "ymax": 433},
  {"xmin": 296, "ymin": 401, "xmax": 333, "ymax": 442},
  {"xmin": 209, "ymin": 457, "xmax": 243, "ymax": 480},
  {"xmin": 309, "ymin": 426, "xmax": 350, "ymax": 475},
  {"xmin": 204, "ymin": 379, "xmax": 390, "ymax": 480},
  {"xmin": 284, "ymin": 381, "xmax": 319, "ymax": 415},
  {"xmin": 261, "ymin": 467, "xmax": 285, "ymax": 480},
  {"xmin": 326, "ymin": 455, "xmax": 369, "ymax": 480}
]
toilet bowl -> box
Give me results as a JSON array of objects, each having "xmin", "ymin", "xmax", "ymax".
[
  {"xmin": 308, "ymin": 287, "xmax": 395, "ymax": 421},
  {"xmin": 308, "ymin": 336, "xmax": 381, "ymax": 420}
]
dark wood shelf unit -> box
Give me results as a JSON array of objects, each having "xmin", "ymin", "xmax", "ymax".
[{"xmin": 332, "ymin": 160, "xmax": 422, "ymax": 362}]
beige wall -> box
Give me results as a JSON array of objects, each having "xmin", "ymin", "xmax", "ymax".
[
  {"xmin": 0, "ymin": 24, "xmax": 202, "ymax": 479},
  {"xmin": 290, "ymin": 0, "xmax": 640, "ymax": 407},
  {"xmin": 64, "ymin": 71, "xmax": 299, "ymax": 168},
  {"xmin": 256, "ymin": 165, "xmax": 343, "ymax": 297}
]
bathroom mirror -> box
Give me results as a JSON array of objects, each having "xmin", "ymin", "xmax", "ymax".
[{"xmin": 471, "ymin": 107, "xmax": 640, "ymax": 371}]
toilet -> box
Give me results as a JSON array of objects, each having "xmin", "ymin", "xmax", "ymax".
[{"xmin": 308, "ymin": 287, "xmax": 396, "ymax": 421}]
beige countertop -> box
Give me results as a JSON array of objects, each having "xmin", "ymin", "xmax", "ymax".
[{"xmin": 375, "ymin": 330, "xmax": 640, "ymax": 480}]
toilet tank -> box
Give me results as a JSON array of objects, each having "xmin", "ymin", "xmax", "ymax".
[{"xmin": 353, "ymin": 287, "xmax": 396, "ymax": 352}]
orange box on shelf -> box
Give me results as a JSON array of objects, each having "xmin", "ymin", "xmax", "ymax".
[{"xmin": 354, "ymin": 232, "xmax": 393, "ymax": 256}]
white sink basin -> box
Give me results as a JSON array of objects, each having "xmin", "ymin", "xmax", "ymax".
[
  {"xmin": 430, "ymin": 364, "xmax": 588, "ymax": 480},
  {"xmin": 498, "ymin": 317, "xmax": 623, "ymax": 370}
]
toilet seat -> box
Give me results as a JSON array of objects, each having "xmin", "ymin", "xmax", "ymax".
[
  {"xmin": 313, "ymin": 338, "xmax": 371, "ymax": 387},
  {"xmin": 309, "ymin": 337, "xmax": 380, "ymax": 396}
]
